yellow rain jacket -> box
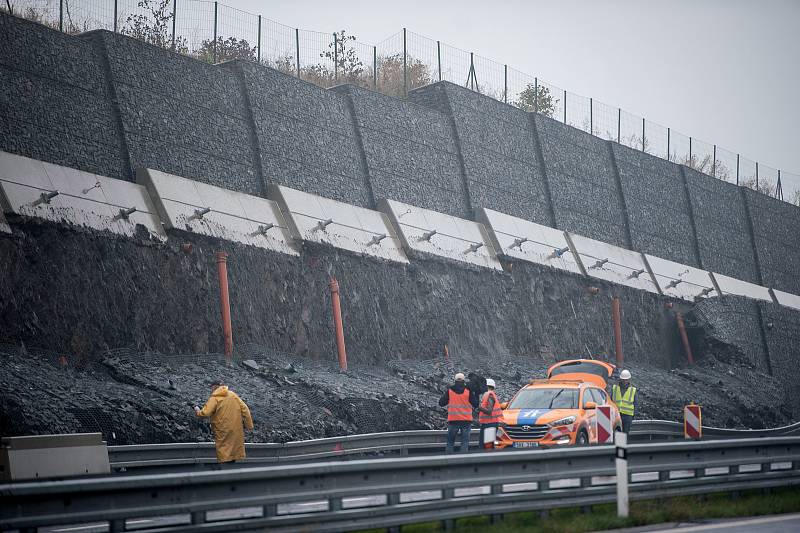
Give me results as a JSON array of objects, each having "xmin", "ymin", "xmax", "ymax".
[{"xmin": 196, "ymin": 386, "xmax": 254, "ymax": 463}]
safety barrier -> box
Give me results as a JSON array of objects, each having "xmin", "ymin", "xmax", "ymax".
[
  {"xmin": 269, "ymin": 185, "xmax": 408, "ymax": 264},
  {"xmin": 0, "ymin": 151, "xmax": 165, "ymax": 240},
  {"xmin": 138, "ymin": 169, "xmax": 298, "ymax": 255},
  {"xmin": 379, "ymin": 199, "xmax": 502, "ymax": 270},
  {"xmin": 476, "ymin": 207, "xmax": 584, "ymax": 275},
  {"xmin": 3, "ymin": 437, "xmax": 799, "ymax": 532}
]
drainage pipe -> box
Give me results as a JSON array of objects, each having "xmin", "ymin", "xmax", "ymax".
[
  {"xmin": 329, "ymin": 277, "xmax": 348, "ymax": 372},
  {"xmin": 675, "ymin": 312, "xmax": 695, "ymax": 365},
  {"xmin": 612, "ymin": 296, "xmax": 623, "ymax": 368},
  {"xmin": 215, "ymin": 251, "xmax": 233, "ymax": 360}
]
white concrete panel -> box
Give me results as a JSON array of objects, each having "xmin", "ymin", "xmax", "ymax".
[
  {"xmin": 569, "ymin": 233, "xmax": 660, "ymax": 294},
  {"xmin": 268, "ymin": 185, "xmax": 407, "ymax": 263},
  {"xmin": 0, "ymin": 152, "xmax": 165, "ymax": 240},
  {"xmin": 139, "ymin": 169, "xmax": 298, "ymax": 256},
  {"xmin": 379, "ymin": 199, "xmax": 502, "ymax": 270},
  {"xmin": 644, "ymin": 254, "xmax": 716, "ymax": 301},
  {"xmin": 711, "ymin": 273, "xmax": 773, "ymax": 302},
  {"xmin": 475, "ymin": 207, "xmax": 583, "ymax": 275},
  {"xmin": 771, "ymin": 289, "xmax": 800, "ymax": 311}
]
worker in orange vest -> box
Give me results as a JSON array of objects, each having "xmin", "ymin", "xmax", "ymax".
[
  {"xmin": 439, "ymin": 372, "xmax": 478, "ymax": 453},
  {"xmin": 478, "ymin": 378, "xmax": 503, "ymax": 450}
]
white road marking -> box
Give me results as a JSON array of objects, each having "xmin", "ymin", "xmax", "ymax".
[{"xmin": 650, "ymin": 512, "xmax": 800, "ymax": 532}]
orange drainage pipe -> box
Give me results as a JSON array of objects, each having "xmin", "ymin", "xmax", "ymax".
[
  {"xmin": 329, "ymin": 277, "xmax": 348, "ymax": 372},
  {"xmin": 675, "ymin": 312, "xmax": 695, "ymax": 365},
  {"xmin": 612, "ymin": 296, "xmax": 623, "ymax": 368},
  {"xmin": 215, "ymin": 251, "xmax": 233, "ymax": 360}
]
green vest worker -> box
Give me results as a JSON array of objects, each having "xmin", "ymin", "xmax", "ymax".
[{"xmin": 611, "ymin": 369, "xmax": 637, "ymax": 434}]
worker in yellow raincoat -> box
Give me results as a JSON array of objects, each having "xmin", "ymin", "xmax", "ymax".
[{"xmin": 193, "ymin": 380, "xmax": 254, "ymax": 463}]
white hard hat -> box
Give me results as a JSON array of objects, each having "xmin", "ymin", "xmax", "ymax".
[
  {"xmin": 620, "ymin": 369, "xmax": 631, "ymax": 380},
  {"xmin": 486, "ymin": 378, "xmax": 496, "ymax": 388},
  {"xmin": 454, "ymin": 372, "xmax": 465, "ymax": 382}
]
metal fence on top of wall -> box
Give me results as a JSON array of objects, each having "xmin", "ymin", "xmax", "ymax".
[{"xmin": 4, "ymin": 0, "xmax": 800, "ymax": 207}]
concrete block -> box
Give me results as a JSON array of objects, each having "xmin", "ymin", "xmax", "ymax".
[
  {"xmin": 269, "ymin": 185, "xmax": 407, "ymax": 264},
  {"xmin": 645, "ymin": 253, "xmax": 716, "ymax": 301},
  {"xmin": 379, "ymin": 199, "xmax": 501, "ymax": 270},
  {"xmin": 771, "ymin": 289, "xmax": 800, "ymax": 311},
  {"xmin": 711, "ymin": 272, "xmax": 773, "ymax": 302},
  {"xmin": 569, "ymin": 232, "xmax": 659, "ymax": 294}
]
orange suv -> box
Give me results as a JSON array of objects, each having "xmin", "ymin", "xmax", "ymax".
[{"xmin": 496, "ymin": 359, "xmax": 622, "ymax": 449}]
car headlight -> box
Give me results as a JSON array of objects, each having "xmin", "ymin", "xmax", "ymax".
[{"xmin": 548, "ymin": 416, "xmax": 576, "ymax": 427}]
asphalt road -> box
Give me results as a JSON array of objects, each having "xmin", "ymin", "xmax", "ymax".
[{"xmin": 610, "ymin": 512, "xmax": 800, "ymax": 532}]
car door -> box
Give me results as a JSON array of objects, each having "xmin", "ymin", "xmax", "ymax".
[{"xmin": 582, "ymin": 388, "xmax": 599, "ymax": 442}]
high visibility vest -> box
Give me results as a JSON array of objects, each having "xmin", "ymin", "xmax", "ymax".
[
  {"xmin": 447, "ymin": 389, "xmax": 473, "ymax": 422},
  {"xmin": 479, "ymin": 390, "xmax": 503, "ymax": 424},
  {"xmin": 612, "ymin": 384, "xmax": 636, "ymax": 416}
]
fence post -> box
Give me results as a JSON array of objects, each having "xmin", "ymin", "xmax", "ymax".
[
  {"xmin": 113, "ymin": 0, "xmax": 118, "ymax": 33},
  {"xmin": 171, "ymin": 0, "xmax": 176, "ymax": 51},
  {"xmin": 756, "ymin": 162, "xmax": 759, "ymax": 190},
  {"xmin": 689, "ymin": 136, "xmax": 693, "ymax": 166},
  {"xmin": 641, "ymin": 118, "xmax": 645, "ymax": 152},
  {"xmin": 59, "ymin": 0, "xmax": 63, "ymax": 31},
  {"xmin": 468, "ymin": 52, "xmax": 475, "ymax": 90},
  {"xmin": 437, "ymin": 40, "xmax": 441, "ymax": 82},
  {"xmin": 777, "ymin": 170, "xmax": 782, "ymax": 200},
  {"xmin": 295, "ymin": 28, "xmax": 300, "ymax": 77},
  {"xmin": 589, "ymin": 97, "xmax": 593, "ymax": 135},
  {"xmin": 504, "ymin": 64, "xmax": 507, "ymax": 104},
  {"xmin": 534, "ymin": 77, "xmax": 538, "ymax": 113},
  {"xmin": 736, "ymin": 154, "xmax": 740, "ymax": 185},
  {"xmin": 712, "ymin": 145, "xmax": 716, "ymax": 177},
  {"xmin": 563, "ymin": 89, "xmax": 567, "ymax": 123},
  {"xmin": 333, "ymin": 32, "xmax": 338, "ymax": 82},
  {"xmin": 617, "ymin": 108, "xmax": 621, "ymax": 144},
  {"xmin": 373, "ymin": 46, "xmax": 377, "ymax": 89},
  {"xmin": 257, "ymin": 15, "xmax": 261, "ymax": 63},
  {"xmin": 402, "ymin": 28, "xmax": 407, "ymax": 97},
  {"xmin": 212, "ymin": 1, "xmax": 218, "ymax": 64},
  {"xmin": 666, "ymin": 128, "xmax": 670, "ymax": 161}
]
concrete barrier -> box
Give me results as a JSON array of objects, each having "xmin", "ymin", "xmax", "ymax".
[
  {"xmin": 568, "ymin": 232, "xmax": 660, "ymax": 294},
  {"xmin": 644, "ymin": 253, "xmax": 716, "ymax": 301},
  {"xmin": 710, "ymin": 272, "xmax": 773, "ymax": 302},
  {"xmin": 1, "ymin": 433, "xmax": 109, "ymax": 480}
]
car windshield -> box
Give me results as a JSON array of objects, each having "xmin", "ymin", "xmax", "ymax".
[
  {"xmin": 508, "ymin": 388, "xmax": 578, "ymax": 409},
  {"xmin": 549, "ymin": 361, "xmax": 609, "ymax": 379}
]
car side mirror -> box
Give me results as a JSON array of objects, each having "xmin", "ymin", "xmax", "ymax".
[
  {"xmin": 500, "ymin": 402, "xmax": 508, "ymax": 409},
  {"xmin": 584, "ymin": 401, "xmax": 598, "ymax": 409}
]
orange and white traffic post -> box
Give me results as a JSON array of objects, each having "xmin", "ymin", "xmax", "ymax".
[
  {"xmin": 684, "ymin": 403, "xmax": 702, "ymax": 440},
  {"xmin": 596, "ymin": 405, "xmax": 614, "ymax": 444}
]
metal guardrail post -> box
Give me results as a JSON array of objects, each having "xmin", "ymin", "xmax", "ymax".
[
  {"xmin": 212, "ymin": 1, "xmax": 218, "ymax": 63},
  {"xmin": 616, "ymin": 431, "xmax": 629, "ymax": 518},
  {"xmin": 171, "ymin": 0, "xmax": 176, "ymax": 51},
  {"xmin": 402, "ymin": 28, "xmax": 407, "ymax": 97},
  {"xmin": 295, "ymin": 28, "xmax": 300, "ymax": 77},
  {"xmin": 257, "ymin": 15, "xmax": 261, "ymax": 63}
]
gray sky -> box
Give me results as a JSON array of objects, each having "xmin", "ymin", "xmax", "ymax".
[{"xmin": 233, "ymin": 0, "xmax": 799, "ymax": 174}]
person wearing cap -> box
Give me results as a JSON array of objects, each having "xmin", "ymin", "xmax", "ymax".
[
  {"xmin": 439, "ymin": 372, "xmax": 478, "ymax": 453},
  {"xmin": 193, "ymin": 380, "xmax": 254, "ymax": 463},
  {"xmin": 478, "ymin": 378, "xmax": 503, "ymax": 450},
  {"xmin": 611, "ymin": 369, "xmax": 637, "ymax": 434}
]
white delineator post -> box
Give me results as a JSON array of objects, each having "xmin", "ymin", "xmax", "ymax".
[{"xmin": 616, "ymin": 430, "xmax": 629, "ymax": 518}]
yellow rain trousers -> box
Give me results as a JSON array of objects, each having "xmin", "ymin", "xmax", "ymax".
[{"xmin": 196, "ymin": 386, "xmax": 254, "ymax": 463}]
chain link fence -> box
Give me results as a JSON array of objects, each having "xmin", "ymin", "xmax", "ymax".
[{"xmin": 3, "ymin": 0, "xmax": 799, "ymax": 207}]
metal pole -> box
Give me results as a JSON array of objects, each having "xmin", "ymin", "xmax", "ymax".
[
  {"xmin": 667, "ymin": 128, "xmax": 671, "ymax": 161},
  {"xmin": 171, "ymin": 0, "xmax": 176, "ymax": 51},
  {"xmin": 373, "ymin": 46, "xmax": 377, "ymax": 89},
  {"xmin": 689, "ymin": 137, "xmax": 693, "ymax": 167},
  {"xmin": 676, "ymin": 312, "xmax": 694, "ymax": 365},
  {"xmin": 504, "ymin": 64, "xmax": 507, "ymax": 103},
  {"xmin": 333, "ymin": 32, "xmax": 338, "ymax": 82},
  {"xmin": 641, "ymin": 118, "xmax": 645, "ymax": 152},
  {"xmin": 534, "ymin": 77, "xmax": 538, "ymax": 113},
  {"xmin": 617, "ymin": 108, "xmax": 621, "ymax": 144},
  {"xmin": 712, "ymin": 145, "xmax": 716, "ymax": 177},
  {"xmin": 215, "ymin": 252, "xmax": 233, "ymax": 361},
  {"xmin": 736, "ymin": 154, "xmax": 740, "ymax": 185},
  {"xmin": 59, "ymin": 0, "xmax": 63, "ymax": 31},
  {"xmin": 402, "ymin": 28, "xmax": 407, "ymax": 97},
  {"xmin": 257, "ymin": 15, "xmax": 261, "ymax": 63},
  {"xmin": 563, "ymin": 89, "xmax": 567, "ymax": 123},
  {"xmin": 756, "ymin": 162, "xmax": 759, "ymax": 190},
  {"xmin": 295, "ymin": 28, "xmax": 300, "ymax": 77},
  {"xmin": 469, "ymin": 52, "xmax": 474, "ymax": 90},
  {"xmin": 437, "ymin": 40, "xmax": 441, "ymax": 82},
  {"xmin": 113, "ymin": 0, "xmax": 118, "ymax": 33},
  {"xmin": 212, "ymin": 1, "xmax": 218, "ymax": 63},
  {"xmin": 589, "ymin": 97, "xmax": 593, "ymax": 135},
  {"xmin": 777, "ymin": 170, "xmax": 782, "ymax": 200}
]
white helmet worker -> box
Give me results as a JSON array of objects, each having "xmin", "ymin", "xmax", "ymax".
[
  {"xmin": 485, "ymin": 378, "xmax": 496, "ymax": 389},
  {"xmin": 619, "ymin": 369, "xmax": 632, "ymax": 380}
]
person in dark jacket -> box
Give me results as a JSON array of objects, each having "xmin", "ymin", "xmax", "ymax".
[{"xmin": 439, "ymin": 372, "xmax": 479, "ymax": 453}]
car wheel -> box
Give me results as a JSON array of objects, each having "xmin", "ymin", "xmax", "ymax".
[{"xmin": 577, "ymin": 429, "xmax": 589, "ymax": 446}]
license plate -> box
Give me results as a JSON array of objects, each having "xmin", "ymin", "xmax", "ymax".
[{"xmin": 513, "ymin": 442, "xmax": 539, "ymax": 448}]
